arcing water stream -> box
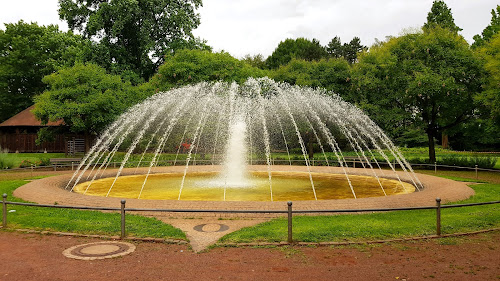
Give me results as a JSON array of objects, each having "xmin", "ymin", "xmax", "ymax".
[{"xmin": 68, "ymin": 78, "xmax": 423, "ymax": 201}]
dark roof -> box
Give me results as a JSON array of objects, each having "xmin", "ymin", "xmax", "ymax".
[{"xmin": 0, "ymin": 105, "xmax": 64, "ymax": 127}]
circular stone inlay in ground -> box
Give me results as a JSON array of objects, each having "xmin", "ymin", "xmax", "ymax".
[
  {"xmin": 63, "ymin": 242, "xmax": 136, "ymax": 260},
  {"xmin": 193, "ymin": 223, "xmax": 230, "ymax": 233}
]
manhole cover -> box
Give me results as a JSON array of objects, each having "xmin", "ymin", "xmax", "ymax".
[
  {"xmin": 63, "ymin": 241, "xmax": 136, "ymax": 260},
  {"xmin": 193, "ymin": 223, "xmax": 229, "ymax": 233}
]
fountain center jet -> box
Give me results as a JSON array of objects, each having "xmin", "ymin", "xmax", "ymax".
[
  {"xmin": 220, "ymin": 115, "xmax": 249, "ymax": 187},
  {"xmin": 66, "ymin": 77, "xmax": 423, "ymax": 201}
]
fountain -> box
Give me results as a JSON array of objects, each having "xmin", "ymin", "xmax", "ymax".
[{"xmin": 67, "ymin": 77, "xmax": 423, "ymax": 201}]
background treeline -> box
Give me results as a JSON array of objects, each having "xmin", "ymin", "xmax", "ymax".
[{"xmin": 0, "ymin": 1, "xmax": 499, "ymax": 162}]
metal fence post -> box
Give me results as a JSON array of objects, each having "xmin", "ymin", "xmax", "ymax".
[
  {"xmin": 434, "ymin": 162, "xmax": 437, "ymax": 173},
  {"xmin": 436, "ymin": 198, "xmax": 441, "ymax": 236},
  {"xmin": 120, "ymin": 200, "xmax": 126, "ymax": 239},
  {"xmin": 2, "ymin": 194, "xmax": 7, "ymax": 228},
  {"xmin": 287, "ymin": 201, "xmax": 293, "ymax": 243},
  {"xmin": 475, "ymin": 165, "xmax": 478, "ymax": 180}
]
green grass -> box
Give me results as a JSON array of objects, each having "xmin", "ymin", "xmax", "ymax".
[
  {"xmin": 0, "ymin": 178, "xmax": 186, "ymax": 240},
  {"xmin": 1, "ymin": 152, "xmax": 67, "ymax": 168},
  {"xmin": 437, "ymin": 176, "xmax": 488, "ymax": 183},
  {"xmin": 218, "ymin": 182, "xmax": 499, "ymax": 244}
]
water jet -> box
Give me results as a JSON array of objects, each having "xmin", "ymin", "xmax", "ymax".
[{"xmin": 67, "ymin": 78, "xmax": 423, "ymax": 202}]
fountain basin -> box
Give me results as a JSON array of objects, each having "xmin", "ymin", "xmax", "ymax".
[
  {"xmin": 13, "ymin": 166, "xmax": 475, "ymax": 218},
  {"xmin": 74, "ymin": 170, "xmax": 415, "ymax": 201}
]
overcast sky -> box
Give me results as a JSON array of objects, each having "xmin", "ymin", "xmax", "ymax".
[{"xmin": 1, "ymin": 0, "xmax": 498, "ymax": 58}]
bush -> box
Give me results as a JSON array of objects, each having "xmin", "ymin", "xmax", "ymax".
[{"xmin": 439, "ymin": 155, "xmax": 496, "ymax": 169}]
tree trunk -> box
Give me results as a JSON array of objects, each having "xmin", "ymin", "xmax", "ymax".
[
  {"xmin": 441, "ymin": 133, "xmax": 449, "ymax": 149},
  {"xmin": 427, "ymin": 131, "xmax": 436, "ymax": 163}
]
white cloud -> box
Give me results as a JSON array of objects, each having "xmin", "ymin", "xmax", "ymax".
[{"xmin": 1, "ymin": 0, "xmax": 497, "ymax": 58}]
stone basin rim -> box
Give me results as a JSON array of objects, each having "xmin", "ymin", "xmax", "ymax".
[{"xmin": 13, "ymin": 165, "xmax": 475, "ymax": 217}]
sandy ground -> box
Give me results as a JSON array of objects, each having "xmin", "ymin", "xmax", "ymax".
[{"xmin": 0, "ymin": 230, "xmax": 499, "ymax": 281}]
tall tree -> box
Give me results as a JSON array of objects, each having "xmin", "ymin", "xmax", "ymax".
[
  {"xmin": 472, "ymin": 5, "xmax": 500, "ymax": 48},
  {"xmin": 476, "ymin": 33, "xmax": 500, "ymax": 125},
  {"xmin": 33, "ymin": 63, "xmax": 139, "ymax": 136},
  {"xmin": 326, "ymin": 36, "xmax": 343, "ymax": 59},
  {"xmin": 353, "ymin": 27, "xmax": 484, "ymax": 161},
  {"xmin": 0, "ymin": 21, "xmax": 87, "ymax": 122},
  {"xmin": 343, "ymin": 37, "xmax": 367, "ymax": 64},
  {"xmin": 58, "ymin": 0, "xmax": 205, "ymax": 81},
  {"xmin": 423, "ymin": 0, "xmax": 462, "ymax": 32},
  {"xmin": 265, "ymin": 38, "xmax": 327, "ymax": 69}
]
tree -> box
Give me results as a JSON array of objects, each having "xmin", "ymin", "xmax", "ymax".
[
  {"xmin": 343, "ymin": 37, "xmax": 367, "ymax": 64},
  {"xmin": 242, "ymin": 54, "xmax": 266, "ymax": 69},
  {"xmin": 152, "ymin": 49, "xmax": 269, "ymax": 90},
  {"xmin": 423, "ymin": 0, "xmax": 462, "ymax": 32},
  {"xmin": 326, "ymin": 36, "xmax": 367, "ymax": 64},
  {"xmin": 33, "ymin": 63, "xmax": 140, "ymax": 137},
  {"xmin": 326, "ymin": 36, "xmax": 343, "ymax": 59},
  {"xmin": 58, "ymin": 0, "xmax": 205, "ymax": 81},
  {"xmin": 265, "ymin": 38, "xmax": 327, "ymax": 69},
  {"xmin": 472, "ymin": 5, "xmax": 500, "ymax": 48},
  {"xmin": 271, "ymin": 58, "xmax": 351, "ymax": 95},
  {"xmin": 0, "ymin": 21, "xmax": 88, "ymax": 122},
  {"xmin": 476, "ymin": 33, "xmax": 500, "ymax": 125},
  {"xmin": 353, "ymin": 27, "xmax": 484, "ymax": 161}
]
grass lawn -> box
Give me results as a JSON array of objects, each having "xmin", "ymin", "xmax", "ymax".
[
  {"xmin": 0, "ymin": 152, "xmax": 67, "ymax": 168},
  {"xmin": 0, "ymin": 176, "xmax": 186, "ymax": 240},
  {"xmin": 218, "ymin": 172, "xmax": 500, "ymax": 244},
  {"xmin": 1, "ymin": 158, "xmax": 498, "ymax": 244}
]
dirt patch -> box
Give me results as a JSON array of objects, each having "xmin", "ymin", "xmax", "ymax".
[{"xmin": 1, "ymin": 230, "xmax": 498, "ymax": 280}]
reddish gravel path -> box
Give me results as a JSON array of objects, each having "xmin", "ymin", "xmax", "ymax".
[{"xmin": 1, "ymin": 230, "xmax": 499, "ymax": 281}]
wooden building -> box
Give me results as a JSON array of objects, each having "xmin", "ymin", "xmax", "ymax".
[{"xmin": 0, "ymin": 106, "xmax": 88, "ymax": 154}]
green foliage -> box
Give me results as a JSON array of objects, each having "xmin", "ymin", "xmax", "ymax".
[
  {"xmin": 472, "ymin": 5, "xmax": 500, "ymax": 48},
  {"xmin": 439, "ymin": 155, "xmax": 496, "ymax": 169},
  {"xmin": 242, "ymin": 54, "xmax": 266, "ymax": 69},
  {"xmin": 152, "ymin": 49, "xmax": 268, "ymax": 90},
  {"xmin": 352, "ymin": 27, "xmax": 484, "ymax": 161},
  {"xmin": 265, "ymin": 38, "xmax": 327, "ymax": 69},
  {"xmin": 343, "ymin": 37, "xmax": 367, "ymax": 64},
  {"xmin": 326, "ymin": 36, "xmax": 343, "ymax": 58},
  {"xmin": 58, "ymin": 0, "xmax": 205, "ymax": 80},
  {"xmin": 447, "ymin": 118, "xmax": 500, "ymax": 151},
  {"xmin": 33, "ymin": 63, "xmax": 140, "ymax": 135},
  {"xmin": 476, "ymin": 33, "xmax": 500, "ymax": 124},
  {"xmin": 0, "ymin": 20, "xmax": 88, "ymax": 122},
  {"xmin": 423, "ymin": 0, "xmax": 462, "ymax": 32},
  {"xmin": 271, "ymin": 58, "xmax": 350, "ymax": 94}
]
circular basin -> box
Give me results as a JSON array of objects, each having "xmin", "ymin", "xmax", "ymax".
[{"xmin": 73, "ymin": 171, "xmax": 415, "ymax": 201}]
